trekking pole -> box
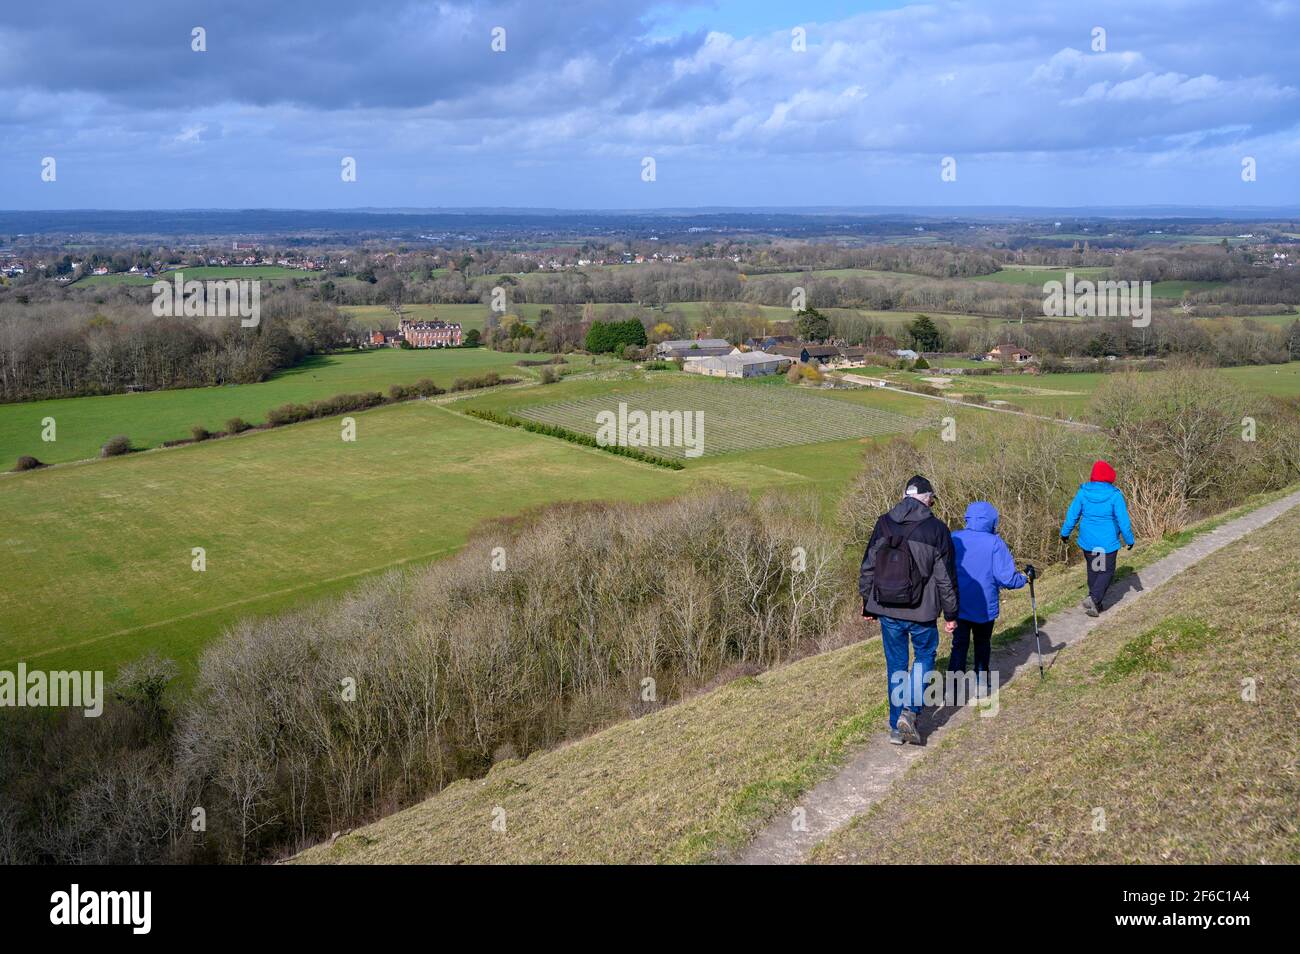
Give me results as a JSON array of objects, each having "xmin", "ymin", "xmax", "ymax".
[{"xmin": 1025, "ymin": 564, "xmax": 1045, "ymax": 680}]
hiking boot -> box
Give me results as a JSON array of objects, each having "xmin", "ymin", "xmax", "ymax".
[
  {"xmin": 888, "ymin": 728, "xmax": 904, "ymax": 745},
  {"xmin": 1082, "ymin": 596, "xmax": 1099, "ymax": 617},
  {"xmin": 896, "ymin": 709, "xmax": 922, "ymax": 744}
]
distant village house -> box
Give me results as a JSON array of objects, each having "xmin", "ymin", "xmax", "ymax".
[{"xmin": 987, "ymin": 344, "xmax": 1034, "ymax": 363}]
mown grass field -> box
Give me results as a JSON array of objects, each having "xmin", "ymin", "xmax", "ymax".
[
  {"xmin": 971, "ymin": 265, "xmax": 1109, "ymax": 286},
  {"xmin": 2, "ymin": 361, "xmax": 936, "ymax": 677},
  {"xmin": 295, "ymin": 491, "xmax": 1298, "ymax": 864},
  {"xmin": 971, "ymin": 265, "xmax": 1225, "ymax": 302},
  {"xmin": 341, "ymin": 302, "xmax": 543, "ymax": 333},
  {"xmin": 873, "ymin": 362, "xmax": 1300, "ymax": 419},
  {"xmin": 512, "ymin": 376, "xmax": 928, "ymax": 458},
  {"xmin": 0, "ymin": 400, "xmax": 713, "ymax": 677},
  {"xmin": 1242, "ymin": 308, "xmax": 1300, "ymax": 328},
  {"xmin": 754, "ymin": 267, "xmax": 931, "ymax": 282},
  {"xmin": 812, "ymin": 503, "xmax": 1300, "ymax": 864},
  {"xmin": 0, "ymin": 347, "xmax": 548, "ymax": 465},
  {"xmin": 462, "ymin": 368, "xmax": 939, "ymax": 506},
  {"xmin": 75, "ymin": 265, "xmax": 315, "ymax": 287}
]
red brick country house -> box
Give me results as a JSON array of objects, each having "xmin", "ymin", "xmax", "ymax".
[{"xmin": 370, "ymin": 318, "xmax": 463, "ymax": 348}]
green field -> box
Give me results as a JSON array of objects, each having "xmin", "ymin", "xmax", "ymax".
[
  {"xmin": 1150, "ymin": 279, "xmax": 1225, "ymax": 299},
  {"xmin": 0, "ymin": 359, "xmax": 940, "ymax": 677},
  {"xmin": 0, "ymin": 400, "xmax": 731, "ymax": 676},
  {"xmin": 0, "ymin": 348, "xmax": 550, "ymax": 466},
  {"xmin": 754, "ymin": 267, "xmax": 930, "ymax": 282},
  {"xmin": 1239, "ymin": 309, "xmax": 1300, "ymax": 328},
  {"xmin": 872, "ymin": 362, "xmax": 1300, "ymax": 419},
  {"xmin": 76, "ymin": 265, "xmax": 316, "ymax": 287},
  {"xmin": 513, "ymin": 376, "xmax": 928, "ymax": 458},
  {"xmin": 971, "ymin": 265, "xmax": 1109, "ymax": 286},
  {"xmin": 341, "ymin": 302, "xmax": 554, "ymax": 333}
]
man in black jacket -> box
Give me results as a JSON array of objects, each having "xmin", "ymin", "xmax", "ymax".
[{"xmin": 859, "ymin": 475, "xmax": 959, "ymax": 745}]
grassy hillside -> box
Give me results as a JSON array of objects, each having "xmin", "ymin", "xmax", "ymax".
[
  {"xmin": 294, "ymin": 492, "xmax": 1294, "ymax": 865},
  {"xmin": 0, "ymin": 348, "xmax": 551, "ymax": 465},
  {"xmin": 812, "ymin": 504, "xmax": 1300, "ymax": 864}
]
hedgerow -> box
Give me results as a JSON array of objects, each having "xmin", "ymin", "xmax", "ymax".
[{"xmin": 465, "ymin": 408, "xmax": 685, "ymax": 470}]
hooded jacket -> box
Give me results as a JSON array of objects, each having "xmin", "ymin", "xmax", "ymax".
[
  {"xmin": 952, "ymin": 502, "xmax": 1027, "ymax": 624},
  {"xmin": 1060, "ymin": 481, "xmax": 1135, "ymax": 554},
  {"xmin": 859, "ymin": 496, "xmax": 959, "ymax": 623}
]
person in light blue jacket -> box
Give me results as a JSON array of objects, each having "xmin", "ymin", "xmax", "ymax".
[
  {"xmin": 1060, "ymin": 459, "xmax": 1135, "ymax": 617},
  {"xmin": 948, "ymin": 501, "xmax": 1027, "ymax": 695}
]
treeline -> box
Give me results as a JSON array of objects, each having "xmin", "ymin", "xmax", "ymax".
[
  {"xmin": 743, "ymin": 244, "xmax": 1005, "ymax": 279},
  {"xmin": 827, "ymin": 311, "xmax": 1300, "ymax": 366},
  {"xmin": 0, "ymin": 491, "xmax": 840, "ymax": 863},
  {"xmin": 325, "ymin": 242, "xmax": 1299, "ymax": 318},
  {"xmin": 0, "ymin": 292, "xmax": 352, "ymax": 402}
]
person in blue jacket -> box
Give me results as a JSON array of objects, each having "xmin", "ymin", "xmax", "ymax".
[
  {"xmin": 948, "ymin": 501, "xmax": 1027, "ymax": 696},
  {"xmin": 1059, "ymin": 459, "xmax": 1135, "ymax": 617}
]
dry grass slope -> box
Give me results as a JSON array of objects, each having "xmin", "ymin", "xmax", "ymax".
[
  {"xmin": 292, "ymin": 643, "xmax": 879, "ymax": 864},
  {"xmin": 293, "ymin": 494, "xmax": 1297, "ymax": 865},
  {"xmin": 811, "ymin": 505, "xmax": 1300, "ymax": 865}
]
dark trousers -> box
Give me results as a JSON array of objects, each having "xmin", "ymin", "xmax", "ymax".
[
  {"xmin": 949, "ymin": 619, "xmax": 994, "ymax": 677},
  {"xmin": 1086, "ymin": 549, "xmax": 1119, "ymax": 609}
]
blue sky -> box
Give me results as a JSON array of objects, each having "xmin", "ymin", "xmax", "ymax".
[{"xmin": 1, "ymin": 0, "xmax": 1296, "ymax": 209}]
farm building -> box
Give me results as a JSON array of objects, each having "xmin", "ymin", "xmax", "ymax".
[
  {"xmin": 656, "ymin": 337, "xmax": 732, "ymax": 359},
  {"xmin": 771, "ymin": 343, "xmax": 842, "ymax": 366},
  {"xmin": 987, "ymin": 344, "xmax": 1034, "ymax": 363},
  {"xmin": 747, "ymin": 334, "xmax": 798, "ymax": 351},
  {"xmin": 838, "ymin": 346, "xmax": 869, "ymax": 367},
  {"xmin": 683, "ymin": 350, "xmax": 789, "ymax": 378}
]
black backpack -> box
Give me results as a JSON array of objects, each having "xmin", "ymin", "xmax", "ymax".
[{"xmin": 872, "ymin": 517, "xmax": 925, "ymax": 607}]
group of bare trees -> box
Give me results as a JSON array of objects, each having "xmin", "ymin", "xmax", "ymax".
[
  {"xmin": 0, "ymin": 291, "xmax": 351, "ymax": 401},
  {"xmin": 0, "ymin": 490, "xmax": 845, "ymax": 864}
]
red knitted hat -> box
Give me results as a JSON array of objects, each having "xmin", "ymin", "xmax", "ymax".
[{"xmin": 1090, "ymin": 459, "xmax": 1116, "ymax": 483}]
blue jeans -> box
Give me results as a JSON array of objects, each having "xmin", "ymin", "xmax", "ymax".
[{"xmin": 879, "ymin": 616, "xmax": 939, "ymax": 729}]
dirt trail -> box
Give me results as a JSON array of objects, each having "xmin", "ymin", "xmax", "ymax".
[{"xmin": 736, "ymin": 487, "xmax": 1300, "ymax": 865}]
